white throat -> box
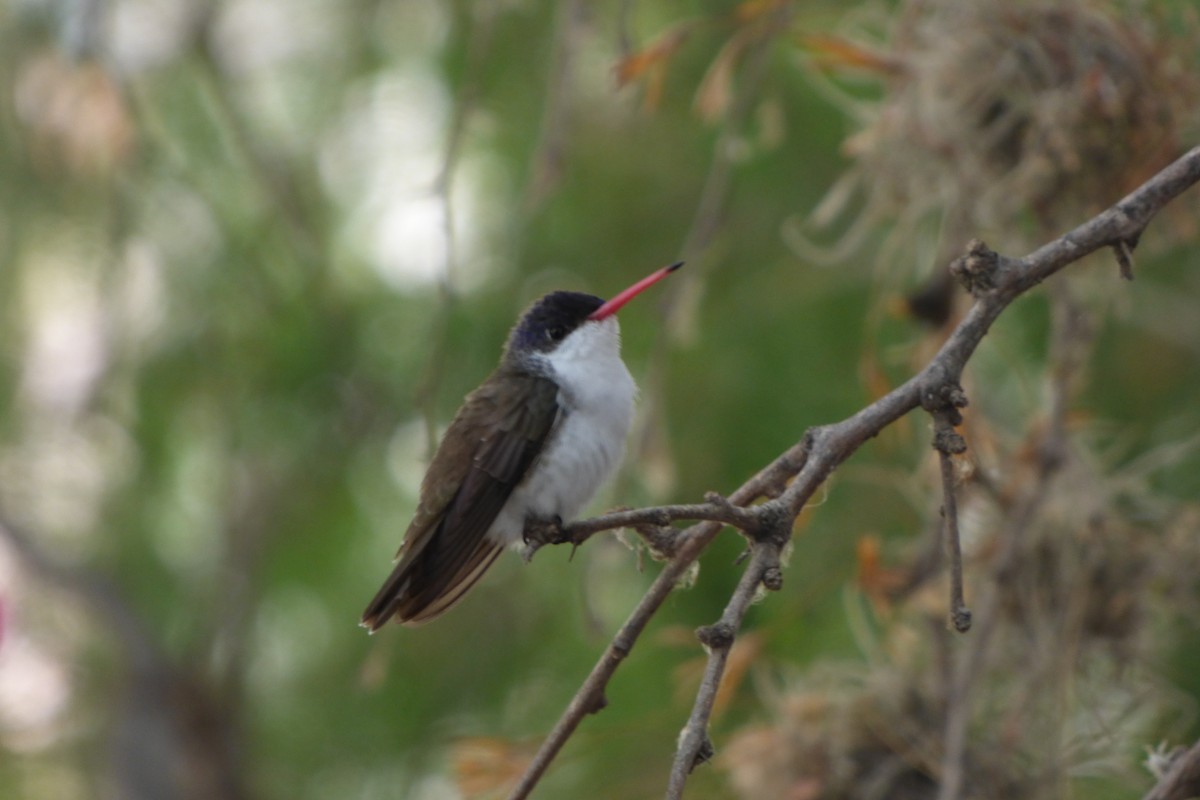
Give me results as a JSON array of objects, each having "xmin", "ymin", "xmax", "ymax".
[{"xmin": 487, "ymin": 317, "xmax": 637, "ymax": 546}]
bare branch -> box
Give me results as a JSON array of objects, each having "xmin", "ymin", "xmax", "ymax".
[
  {"xmin": 933, "ymin": 414, "xmax": 971, "ymax": 633},
  {"xmin": 506, "ymin": 439, "xmax": 811, "ymax": 800},
  {"xmin": 521, "ymin": 499, "xmax": 760, "ymax": 559},
  {"xmin": 666, "ymin": 522, "xmax": 787, "ymax": 798},
  {"xmin": 507, "ymin": 145, "xmax": 1200, "ymax": 800}
]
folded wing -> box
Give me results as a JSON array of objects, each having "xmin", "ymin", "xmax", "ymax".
[{"xmin": 361, "ymin": 370, "xmax": 560, "ymax": 629}]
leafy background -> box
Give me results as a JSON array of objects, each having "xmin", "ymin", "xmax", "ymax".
[{"xmin": 1, "ymin": 1, "xmax": 1199, "ymax": 799}]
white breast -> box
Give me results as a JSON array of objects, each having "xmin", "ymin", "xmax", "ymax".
[{"xmin": 486, "ymin": 318, "xmax": 636, "ymax": 546}]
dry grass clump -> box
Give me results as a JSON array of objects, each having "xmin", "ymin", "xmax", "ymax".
[{"xmin": 792, "ymin": 0, "xmax": 1200, "ymax": 264}]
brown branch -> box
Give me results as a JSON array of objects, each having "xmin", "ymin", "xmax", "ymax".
[
  {"xmin": 936, "ymin": 283, "xmax": 1090, "ymax": 800},
  {"xmin": 934, "ymin": 425, "xmax": 971, "ymax": 633},
  {"xmin": 506, "ymin": 441, "xmax": 810, "ymax": 800},
  {"xmin": 931, "ymin": 393, "xmax": 971, "ymax": 633},
  {"xmin": 936, "ymin": 432, "xmax": 1071, "ymax": 800},
  {"xmin": 665, "ymin": 515, "xmax": 788, "ymax": 799},
  {"xmin": 521, "ymin": 496, "xmax": 761, "ymax": 559},
  {"xmin": 506, "ymin": 146, "xmax": 1200, "ymax": 800}
]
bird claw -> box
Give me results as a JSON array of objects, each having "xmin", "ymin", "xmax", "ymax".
[{"xmin": 520, "ymin": 515, "xmax": 568, "ymax": 562}]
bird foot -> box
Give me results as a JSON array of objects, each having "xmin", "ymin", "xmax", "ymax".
[{"xmin": 520, "ymin": 515, "xmax": 568, "ymax": 562}]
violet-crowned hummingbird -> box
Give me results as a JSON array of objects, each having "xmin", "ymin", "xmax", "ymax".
[{"xmin": 361, "ymin": 262, "xmax": 683, "ymax": 630}]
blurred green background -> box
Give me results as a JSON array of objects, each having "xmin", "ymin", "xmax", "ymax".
[{"xmin": 2, "ymin": 1, "xmax": 1199, "ymax": 799}]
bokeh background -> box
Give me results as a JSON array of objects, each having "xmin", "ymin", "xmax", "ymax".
[{"xmin": 2, "ymin": 1, "xmax": 1200, "ymax": 798}]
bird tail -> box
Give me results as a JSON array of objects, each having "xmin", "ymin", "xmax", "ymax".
[{"xmin": 360, "ymin": 539, "xmax": 504, "ymax": 631}]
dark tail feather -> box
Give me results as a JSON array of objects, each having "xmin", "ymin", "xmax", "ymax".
[
  {"xmin": 360, "ymin": 539, "xmax": 504, "ymax": 631},
  {"xmin": 360, "ymin": 560, "xmax": 415, "ymax": 632}
]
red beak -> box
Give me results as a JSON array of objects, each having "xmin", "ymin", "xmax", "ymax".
[{"xmin": 588, "ymin": 261, "xmax": 684, "ymax": 321}]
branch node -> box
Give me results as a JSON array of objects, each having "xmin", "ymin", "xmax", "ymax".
[
  {"xmin": 950, "ymin": 604, "xmax": 972, "ymax": 633},
  {"xmin": 689, "ymin": 736, "xmax": 715, "ymax": 772},
  {"xmin": 934, "ymin": 427, "xmax": 968, "ymax": 456},
  {"xmin": 921, "ymin": 381, "xmax": 969, "ymax": 427},
  {"xmin": 648, "ymin": 508, "xmax": 673, "ymax": 527},
  {"xmin": 920, "ymin": 381, "xmax": 967, "ymax": 411},
  {"xmin": 583, "ymin": 690, "xmax": 608, "ymax": 715},
  {"xmin": 749, "ymin": 502, "xmax": 793, "ymax": 547},
  {"xmin": 703, "ymin": 490, "xmax": 730, "ymax": 507},
  {"xmin": 762, "ymin": 565, "xmax": 784, "ymax": 591},
  {"xmin": 945, "ymin": 384, "xmax": 969, "ymax": 409},
  {"xmin": 695, "ymin": 622, "xmax": 735, "ymax": 650},
  {"xmin": 949, "ymin": 238, "xmax": 1000, "ymax": 296},
  {"xmin": 637, "ymin": 523, "xmax": 682, "ymax": 560}
]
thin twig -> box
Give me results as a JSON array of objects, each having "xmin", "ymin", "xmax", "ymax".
[
  {"xmin": 932, "ymin": 412, "xmax": 971, "ymax": 633},
  {"xmin": 935, "ymin": 458, "xmax": 1060, "ymax": 800},
  {"xmin": 521, "ymin": 499, "xmax": 761, "ymax": 558},
  {"xmin": 936, "ymin": 280, "xmax": 1091, "ymax": 800},
  {"xmin": 506, "ymin": 441, "xmax": 811, "ymax": 800},
  {"xmin": 665, "ymin": 511, "xmax": 788, "ymax": 799},
  {"xmin": 665, "ymin": 545, "xmax": 775, "ymax": 797}
]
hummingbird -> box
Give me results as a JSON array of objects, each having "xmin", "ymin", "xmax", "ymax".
[{"xmin": 361, "ymin": 262, "xmax": 683, "ymax": 631}]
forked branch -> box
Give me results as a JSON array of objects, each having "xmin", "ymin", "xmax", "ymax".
[{"xmin": 507, "ymin": 145, "xmax": 1200, "ymax": 800}]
